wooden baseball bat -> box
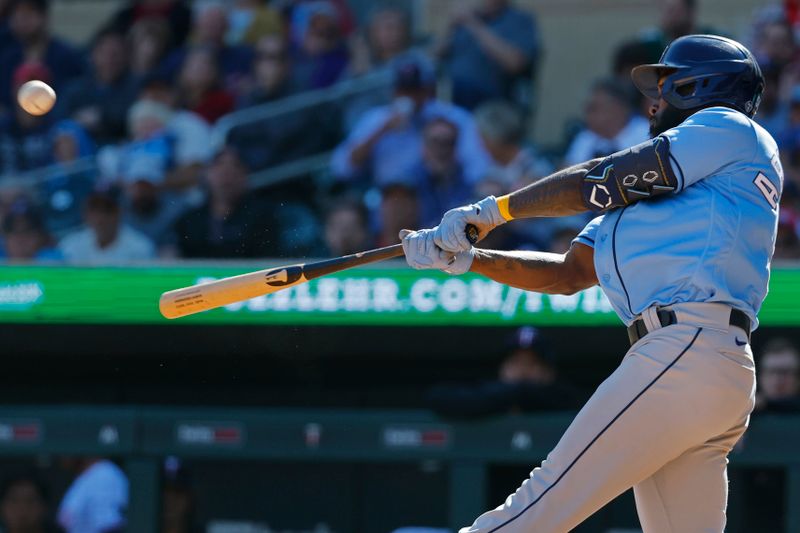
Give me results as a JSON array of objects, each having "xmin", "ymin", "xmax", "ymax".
[{"xmin": 159, "ymin": 225, "xmax": 479, "ymax": 319}]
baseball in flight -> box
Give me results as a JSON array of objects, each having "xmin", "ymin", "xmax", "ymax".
[{"xmin": 17, "ymin": 80, "xmax": 56, "ymax": 116}]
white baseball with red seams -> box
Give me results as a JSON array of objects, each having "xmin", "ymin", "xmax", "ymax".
[{"xmin": 17, "ymin": 80, "xmax": 56, "ymax": 116}]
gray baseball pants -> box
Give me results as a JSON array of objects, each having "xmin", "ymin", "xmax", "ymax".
[{"xmin": 460, "ymin": 302, "xmax": 756, "ymax": 533}]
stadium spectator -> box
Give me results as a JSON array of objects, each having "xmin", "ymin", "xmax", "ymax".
[
  {"xmin": 226, "ymin": 0, "xmax": 283, "ymax": 46},
  {"xmin": 426, "ymin": 327, "xmax": 584, "ymax": 418},
  {"xmin": 636, "ymin": 0, "xmax": 716, "ymax": 58},
  {"xmin": 0, "ymin": 0, "xmax": 85, "ymax": 113},
  {"xmin": 0, "ymin": 201, "xmax": 61, "ymax": 261},
  {"xmin": 0, "ymin": 0, "xmax": 14, "ymax": 52},
  {"xmin": 98, "ymin": 99, "xmax": 175, "ymax": 188},
  {"xmin": 237, "ymin": 34, "xmax": 297, "ymax": 109},
  {"xmin": 290, "ymin": 0, "xmax": 349, "ymax": 90},
  {"xmin": 754, "ymin": 17, "xmax": 797, "ymax": 72},
  {"xmin": 563, "ymin": 78, "xmax": 649, "ymax": 166},
  {"xmin": 105, "ymin": 0, "xmax": 191, "ymax": 49},
  {"xmin": 128, "ymin": 18, "xmax": 174, "ymax": 81},
  {"xmin": 58, "ymin": 184, "xmax": 156, "ymax": 263},
  {"xmin": 611, "ymin": 39, "xmax": 660, "ymax": 117},
  {"xmin": 331, "ymin": 56, "xmax": 490, "ymax": 187},
  {"xmin": 0, "ymin": 185, "xmax": 29, "ymax": 223},
  {"xmin": 341, "ymin": 6, "xmax": 418, "ymax": 130},
  {"xmin": 753, "ymin": 64, "xmax": 788, "ymax": 137},
  {"xmin": 173, "ymin": 146, "xmax": 285, "ymax": 258},
  {"xmin": 473, "ymin": 100, "xmax": 551, "ymax": 195},
  {"xmin": 161, "ymin": 2, "xmax": 254, "ymax": 95},
  {"xmin": 323, "ymin": 195, "xmax": 372, "ymax": 256},
  {"xmin": 474, "ymin": 100, "xmax": 586, "ymax": 250},
  {"xmin": 0, "ymin": 470, "xmax": 63, "ymax": 533},
  {"xmin": 57, "ymin": 28, "xmax": 139, "ymax": 145},
  {"xmin": 162, "ymin": 459, "xmax": 199, "ymax": 533},
  {"xmin": 379, "ymin": 181, "xmax": 419, "ymax": 248},
  {"xmin": 775, "ymin": 85, "xmax": 800, "ymax": 193},
  {"xmin": 434, "ymin": 0, "xmax": 540, "ymax": 111},
  {"xmin": 348, "ymin": 4, "xmax": 412, "ymax": 77},
  {"xmin": 755, "ymin": 338, "xmax": 800, "ymax": 413},
  {"xmin": 411, "ymin": 116, "xmax": 471, "ymax": 229},
  {"xmin": 774, "ymin": 207, "xmax": 800, "ymax": 259},
  {"xmin": 110, "ymin": 98, "xmax": 189, "ymax": 255},
  {"xmin": 57, "ymin": 458, "xmax": 128, "ymax": 533},
  {"xmin": 286, "ymin": 0, "xmax": 356, "ymax": 50},
  {"xmin": 0, "ymin": 62, "xmax": 56, "ymax": 175},
  {"xmin": 226, "ymin": 36, "xmax": 338, "ymax": 171},
  {"xmin": 41, "ymin": 120, "xmax": 97, "ymax": 236},
  {"xmin": 175, "ymin": 46, "xmax": 235, "ymax": 124},
  {"xmin": 121, "ymin": 177, "xmax": 185, "ymax": 257},
  {"xmin": 137, "ymin": 74, "xmax": 213, "ymax": 191}
]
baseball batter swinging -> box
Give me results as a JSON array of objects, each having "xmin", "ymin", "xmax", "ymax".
[{"xmin": 401, "ymin": 35, "xmax": 780, "ymax": 532}]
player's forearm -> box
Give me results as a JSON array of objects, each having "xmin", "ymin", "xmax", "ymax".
[
  {"xmin": 470, "ymin": 249, "xmax": 581, "ymax": 295},
  {"xmin": 504, "ymin": 159, "xmax": 602, "ymax": 219}
]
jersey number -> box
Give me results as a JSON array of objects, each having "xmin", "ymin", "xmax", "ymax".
[{"xmin": 754, "ymin": 173, "xmax": 779, "ymax": 210}]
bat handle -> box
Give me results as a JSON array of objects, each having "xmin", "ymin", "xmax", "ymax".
[{"xmin": 465, "ymin": 224, "xmax": 480, "ymax": 244}]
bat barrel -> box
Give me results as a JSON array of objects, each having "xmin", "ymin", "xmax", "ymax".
[{"xmin": 158, "ymin": 245, "xmax": 407, "ymax": 320}]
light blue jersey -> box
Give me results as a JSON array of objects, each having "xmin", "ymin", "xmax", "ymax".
[{"xmin": 575, "ymin": 107, "xmax": 782, "ymax": 329}]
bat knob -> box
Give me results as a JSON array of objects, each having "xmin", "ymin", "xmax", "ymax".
[{"xmin": 465, "ymin": 224, "xmax": 479, "ymax": 244}]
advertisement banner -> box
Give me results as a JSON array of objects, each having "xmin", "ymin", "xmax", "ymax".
[{"xmin": 0, "ymin": 265, "xmax": 796, "ymax": 326}]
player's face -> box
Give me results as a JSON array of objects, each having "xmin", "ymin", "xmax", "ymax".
[{"xmin": 648, "ymin": 76, "xmax": 688, "ymax": 137}]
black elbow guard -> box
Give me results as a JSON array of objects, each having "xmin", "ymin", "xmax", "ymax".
[{"xmin": 581, "ymin": 136, "xmax": 679, "ymax": 212}]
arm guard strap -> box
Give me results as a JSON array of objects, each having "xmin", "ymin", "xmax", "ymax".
[{"xmin": 581, "ymin": 136, "xmax": 679, "ymax": 212}]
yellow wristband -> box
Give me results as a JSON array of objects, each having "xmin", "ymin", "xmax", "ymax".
[{"xmin": 496, "ymin": 195, "xmax": 514, "ymax": 221}]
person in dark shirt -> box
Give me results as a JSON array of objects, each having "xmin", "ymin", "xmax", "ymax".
[
  {"xmin": 237, "ymin": 34, "xmax": 297, "ymax": 109},
  {"xmin": 174, "ymin": 146, "xmax": 283, "ymax": 259},
  {"xmin": 323, "ymin": 195, "xmax": 373, "ymax": 257},
  {"xmin": 435, "ymin": 0, "xmax": 540, "ymax": 111},
  {"xmin": 0, "ymin": 0, "xmax": 85, "ymax": 112},
  {"xmin": 754, "ymin": 338, "xmax": 800, "ymax": 413},
  {"xmin": 227, "ymin": 35, "xmax": 338, "ymax": 172},
  {"xmin": 410, "ymin": 116, "xmax": 471, "ymax": 229},
  {"xmin": 58, "ymin": 28, "xmax": 139, "ymax": 145},
  {"xmin": 290, "ymin": 0, "xmax": 349, "ymax": 90},
  {"xmin": 128, "ymin": 18, "xmax": 174, "ymax": 82},
  {"xmin": 0, "ymin": 0, "xmax": 15, "ymax": 52},
  {"xmin": 159, "ymin": 3, "xmax": 254, "ymax": 96},
  {"xmin": 427, "ymin": 327, "xmax": 585, "ymax": 418},
  {"xmin": 175, "ymin": 46, "xmax": 235, "ymax": 125},
  {"xmin": 0, "ymin": 201, "xmax": 62, "ymax": 261},
  {"xmin": 105, "ymin": 0, "xmax": 191, "ymax": 49}
]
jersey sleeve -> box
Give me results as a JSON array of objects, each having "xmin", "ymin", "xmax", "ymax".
[
  {"xmin": 572, "ymin": 215, "xmax": 604, "ymax": 248},
  {"xmin": 662, "ymin": 107, "xmax": 758, "ymax": 191}
]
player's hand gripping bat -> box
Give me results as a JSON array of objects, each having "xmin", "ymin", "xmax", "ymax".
[{"xmin": 159, "ymin": 225, "xmax": 479, "ymax": 319}]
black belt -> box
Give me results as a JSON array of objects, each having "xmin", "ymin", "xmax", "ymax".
[{"xmin": 627, "ymin": 307, "xmax": 751, "ymax": 346}]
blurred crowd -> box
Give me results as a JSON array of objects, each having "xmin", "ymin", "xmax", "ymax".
[{"xmin": 0, "ymin": 0, "xmax": 799, "ymax": 263}]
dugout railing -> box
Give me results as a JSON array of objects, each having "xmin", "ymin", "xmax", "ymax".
[{"xmin": 0, "ymin": 406, "xmax": 796, "ymax": 532}]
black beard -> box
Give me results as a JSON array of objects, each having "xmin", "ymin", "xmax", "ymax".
[{"xmin": 649, "ymin": 104, "xmax": 695, "ymax": 137}]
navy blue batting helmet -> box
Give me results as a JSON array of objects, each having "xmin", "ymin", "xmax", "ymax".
[{"xmin": 631, "ymin": 34, "xmax": 765, "ymax": 118}]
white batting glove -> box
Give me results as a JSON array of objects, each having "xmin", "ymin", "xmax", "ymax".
[
  {"xmin": 433, "ymin": 196, "xmax": 506, "ymax": 253},
  {"xmin": 400, "ymin": 228, "xmax": 474, "ymax": 275}
]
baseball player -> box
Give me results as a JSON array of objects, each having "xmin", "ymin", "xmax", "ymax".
[{"xmin": 402, "ymin": 35, "xmax": 779, "ymax": 532}]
